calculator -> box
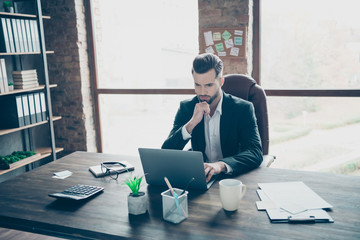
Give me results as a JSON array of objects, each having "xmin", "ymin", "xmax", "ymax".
[{"xmin": 49, "ymin": 184, "xmax": 104, "ymax": 200}]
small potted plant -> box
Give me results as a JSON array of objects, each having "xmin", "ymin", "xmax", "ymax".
[
  {"xmin": 125, "ymin": 174, "xmax": 147, "ymax": 215},
  {"xmin": 8, "ymin": 82, "xmax": 14, "ymax": 91},
  {"xmin": 3, "ymin": 1, "xmax": 14, "ymax": 13}
]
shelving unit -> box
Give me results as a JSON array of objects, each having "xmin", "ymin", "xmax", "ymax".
[
  {"xmin": 0, "ymin": 115, "xmax": 61, "ymax": 136},
  {"xmin": 0, "ymin": 147, "xmax": 63, "ymax": 175},
  {"xmin": 0, "ymin": 50, "xmax": 54, "ymax": 56},
  {"xmin": 0, "ymin": 83, "xmax": 56, "ymax": 95},
  {"xmin": 0, "ymin": 0, "xmax": 62, "ymax": 179},
  {"xmin": 0, "ymin": 11, "xmax": 50, "ymax": 19}
]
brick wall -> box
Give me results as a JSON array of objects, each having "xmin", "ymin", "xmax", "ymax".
[
  {"xmin": 198, "ymin": 0, "xmax": 253, "ymax": 75},
  {"xmin": 42, "ymin": 0, "xmax": 97, "ymax": 153}
]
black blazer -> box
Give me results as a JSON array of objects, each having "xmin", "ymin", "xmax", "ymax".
[{"xmin": 162, "ymin": 92, "xmax": 263, "ymax": 175}]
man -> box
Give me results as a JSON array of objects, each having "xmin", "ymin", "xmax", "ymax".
[{"xmin": 162, "ymin": 53, "xmax": 263, "ymax": 182}]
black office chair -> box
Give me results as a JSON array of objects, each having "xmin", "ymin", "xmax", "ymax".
[{"xmin": 222, "ymin": 74, "xmax": 275, "ymax": 167}]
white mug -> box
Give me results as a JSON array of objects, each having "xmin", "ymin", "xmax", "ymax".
[{"xmin": 219, "ymin": 179, "xmax": 247, "ymax": 211}]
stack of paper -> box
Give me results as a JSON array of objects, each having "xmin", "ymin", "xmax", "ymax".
[
  {"xmin": 12, "ymin": 69, "xmax": 39, "ymax": 89},
  {"xmin": 256, "ymin": 181, "xmax": 334, "ymax": 223}
]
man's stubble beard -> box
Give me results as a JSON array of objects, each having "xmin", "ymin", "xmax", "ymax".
[{"xmin": 198, "ymin": 90, "xmax": 220, "ymax": 105}]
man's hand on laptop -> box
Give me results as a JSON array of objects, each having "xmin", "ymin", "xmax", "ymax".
[{"xmin": 204, "ymin": 162, "xmax": 226, "ymax": 182}]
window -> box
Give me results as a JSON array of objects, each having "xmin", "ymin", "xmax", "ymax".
[
  {"xmin": 261, "ymin": 0, "xmax": 360, "ymax": 89},
  {"xmin": 92, "ymin": 0, "xmax": 198, "ymax": 154},
  {"xmin": 261, "ymin": 0, "xmax": 360, "ymax": 175},
  {"xmin": 95, "ymin": 0, "xmax": 198, "ymax": 89}
]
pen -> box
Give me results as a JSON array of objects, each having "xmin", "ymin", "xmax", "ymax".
[{"xmin": 164, "ymin": 177, "xmax": 182, "ymax": 216}]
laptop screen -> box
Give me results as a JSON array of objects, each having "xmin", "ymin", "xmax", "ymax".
[{"xmin": 138, "ymin": 148, "xmax": 216, "ymax": 191}]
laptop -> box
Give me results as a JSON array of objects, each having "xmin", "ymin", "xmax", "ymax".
[{"xmin": 138, "ymin": 148, "xmax": 217, "ymax": 191}]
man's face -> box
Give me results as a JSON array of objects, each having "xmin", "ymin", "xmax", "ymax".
[{"xmin": 193, "ymin": 69, "xmax": 223, "ymax": 105}]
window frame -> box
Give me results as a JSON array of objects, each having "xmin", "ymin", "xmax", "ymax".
[
  {"xmin": 86, "ymin": 0, "xmax": 360, "ymax": 152},
  {"xmin": 253, "ymin": 0, "xmax": 360, "ymax": 96}
]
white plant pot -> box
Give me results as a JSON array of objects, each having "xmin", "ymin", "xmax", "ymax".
[
  {"xmin": 5, "ymin": 7, "xmax": 14, "ymax": 13},
  {"xmin": 127, "ymin": 192, "xmax": 148, "ymax": 215}
]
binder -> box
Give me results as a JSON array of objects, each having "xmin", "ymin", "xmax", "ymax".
[
  {"xmin": 40, "ymin": 92, "xmax": 47, "ymax": 120},
  {"xmin": 34, "ymin": 92, "xmax": 42, "ymax": 122},
  {"xmin": 0, "ymin": 62, "xmax": 4, "ymax": 94},
  {"xmin": 27, "ymin": 93, "xmax": 37, "ymax": 123},
  {"xmin": 21, "ymin": 94, "xmax": 31, "ymax": 125},
  {"xmin": 24, "ymin": 19, "xmax": 33, "ymax": 52},
  {"xmin": 0, "ymin": 95, "xmax": 25, "ymax": 129},
  {"xmin": 28, "ymin": 20, "xmax": 36, "ymax": 52},
  {"xmin": 16, "ymin": 19, "xmax": 25, "ymax": 53},
  {"xmin": 16, "ymin": 95, "xmax": 25, "ymax": 127},
  {"xmin": 30, "ymin": 20, "xmax": 40, "ymax": 52},
  {"xmin": 5, "ymin": 18, "xmax": 15, "ymax": 53},
  {"xmin": 0, "ymin": 59, "xmax": 9, "ymax": 93},
  {"xmin": 11, "ymin": 18, "xmax": 20, "ymax": 53},
  {"xmin": 20, "ymin": 19, "xmax": 29, "ymax": 52},
  {"xmin": 0, "ymin": 18, "xmax": 11, "ymax": 52}
]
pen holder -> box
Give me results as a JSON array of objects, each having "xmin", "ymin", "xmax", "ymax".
[{"xmin": 161, "ymin": 188, "xmax": 188, "ymax": 224}]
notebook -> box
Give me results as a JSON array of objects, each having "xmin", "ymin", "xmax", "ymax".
[
  {"xmin": 89, "ymin": 161, "xmax": 134, "ymax": 178},
  {"xmin": 138, "ymin": 148, "xmax": 217, "ymax": 191}
]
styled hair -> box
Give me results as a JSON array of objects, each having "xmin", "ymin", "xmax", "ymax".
[{"xmin": 192, "ymin": 53, "xmax": 223, "ymax": 79}]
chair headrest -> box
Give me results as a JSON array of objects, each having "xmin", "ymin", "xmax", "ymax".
[{"xmin": 222, "ymin": 74, "xmax": 257, "ymax": 100}]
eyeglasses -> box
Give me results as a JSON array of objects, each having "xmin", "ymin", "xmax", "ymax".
[{"xmin": 101, "ymin": 162, "xmax": 127, "ymax": 180}]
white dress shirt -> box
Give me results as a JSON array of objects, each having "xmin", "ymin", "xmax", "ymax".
[{"xmin": 181, "ymin": 94, "xmax": 233, "ymax": 173}]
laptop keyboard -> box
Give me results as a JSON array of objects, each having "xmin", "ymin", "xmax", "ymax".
[{"xmin": 49, "ymin": 184, "xmax": 104, "ymax": 200}]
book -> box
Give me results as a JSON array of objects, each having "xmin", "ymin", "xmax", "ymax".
[
  {"xmin": 0, "ymin": 59, "xmax": 9, "ymax": 93},
  {"xmin": 14, "ymin": 83, "xmax": 39, "ymax": 89},
  {"xmin": 89, "ymin": 161, "xmax": 135, "ymax": 178},
  {"xmin": 13, "ymin": 75, "xmax": 38, "ymax": 80},
  {"xmin": 13, "ymin": 76, "xmax": 38, "ymax": 81},
  {"xmin": 0, "ymin": 18, "xmax": 10, "ymax": 53},
  {"xmin": 13, "ymin": 80, "xmax": 39, "ymax": 86},
  {"xmin": 12, "ymin": 69, "xmax": 37, "ymax": 75},
  {"xmin": 13, "ymin": 77, "xmax": 38, "ymax": 81},
  {"xmin": 12, "ymin": 69, "xmax": 38, "ymax": 86}
]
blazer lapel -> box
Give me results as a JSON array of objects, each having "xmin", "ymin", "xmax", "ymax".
[
  {"xmin": 192, "ymin": 118, "xmax": 206, "ymax": 153},
  {"xmin": 220, "ymin": 93, "xmax": 231, "ymax": 155}
]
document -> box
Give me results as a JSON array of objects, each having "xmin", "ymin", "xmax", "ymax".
[
  {"xmin": 204, "ymin": 31, "xmax": 214, "ymax": 46},
  {"xmin": 257, "ymin": 181, "xmax": 334, "ymax": 223},
  {"xmin": 53, "ymin": 170, "xmax": 73, "ymax": 179}
]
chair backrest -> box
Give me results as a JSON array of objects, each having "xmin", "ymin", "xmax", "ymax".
[{"xmin": 222, "ymin": 74, "xmax": 269, "ymax": 155}]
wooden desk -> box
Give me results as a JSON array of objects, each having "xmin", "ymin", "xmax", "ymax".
[{"xmin": 0, "ymin": 151, "xmax": 359, "ymax": 240}]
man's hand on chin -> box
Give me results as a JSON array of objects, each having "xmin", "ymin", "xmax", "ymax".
[{"xmin": 204, "ymin": 162, "xmax": 226, "ymax": 182}]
